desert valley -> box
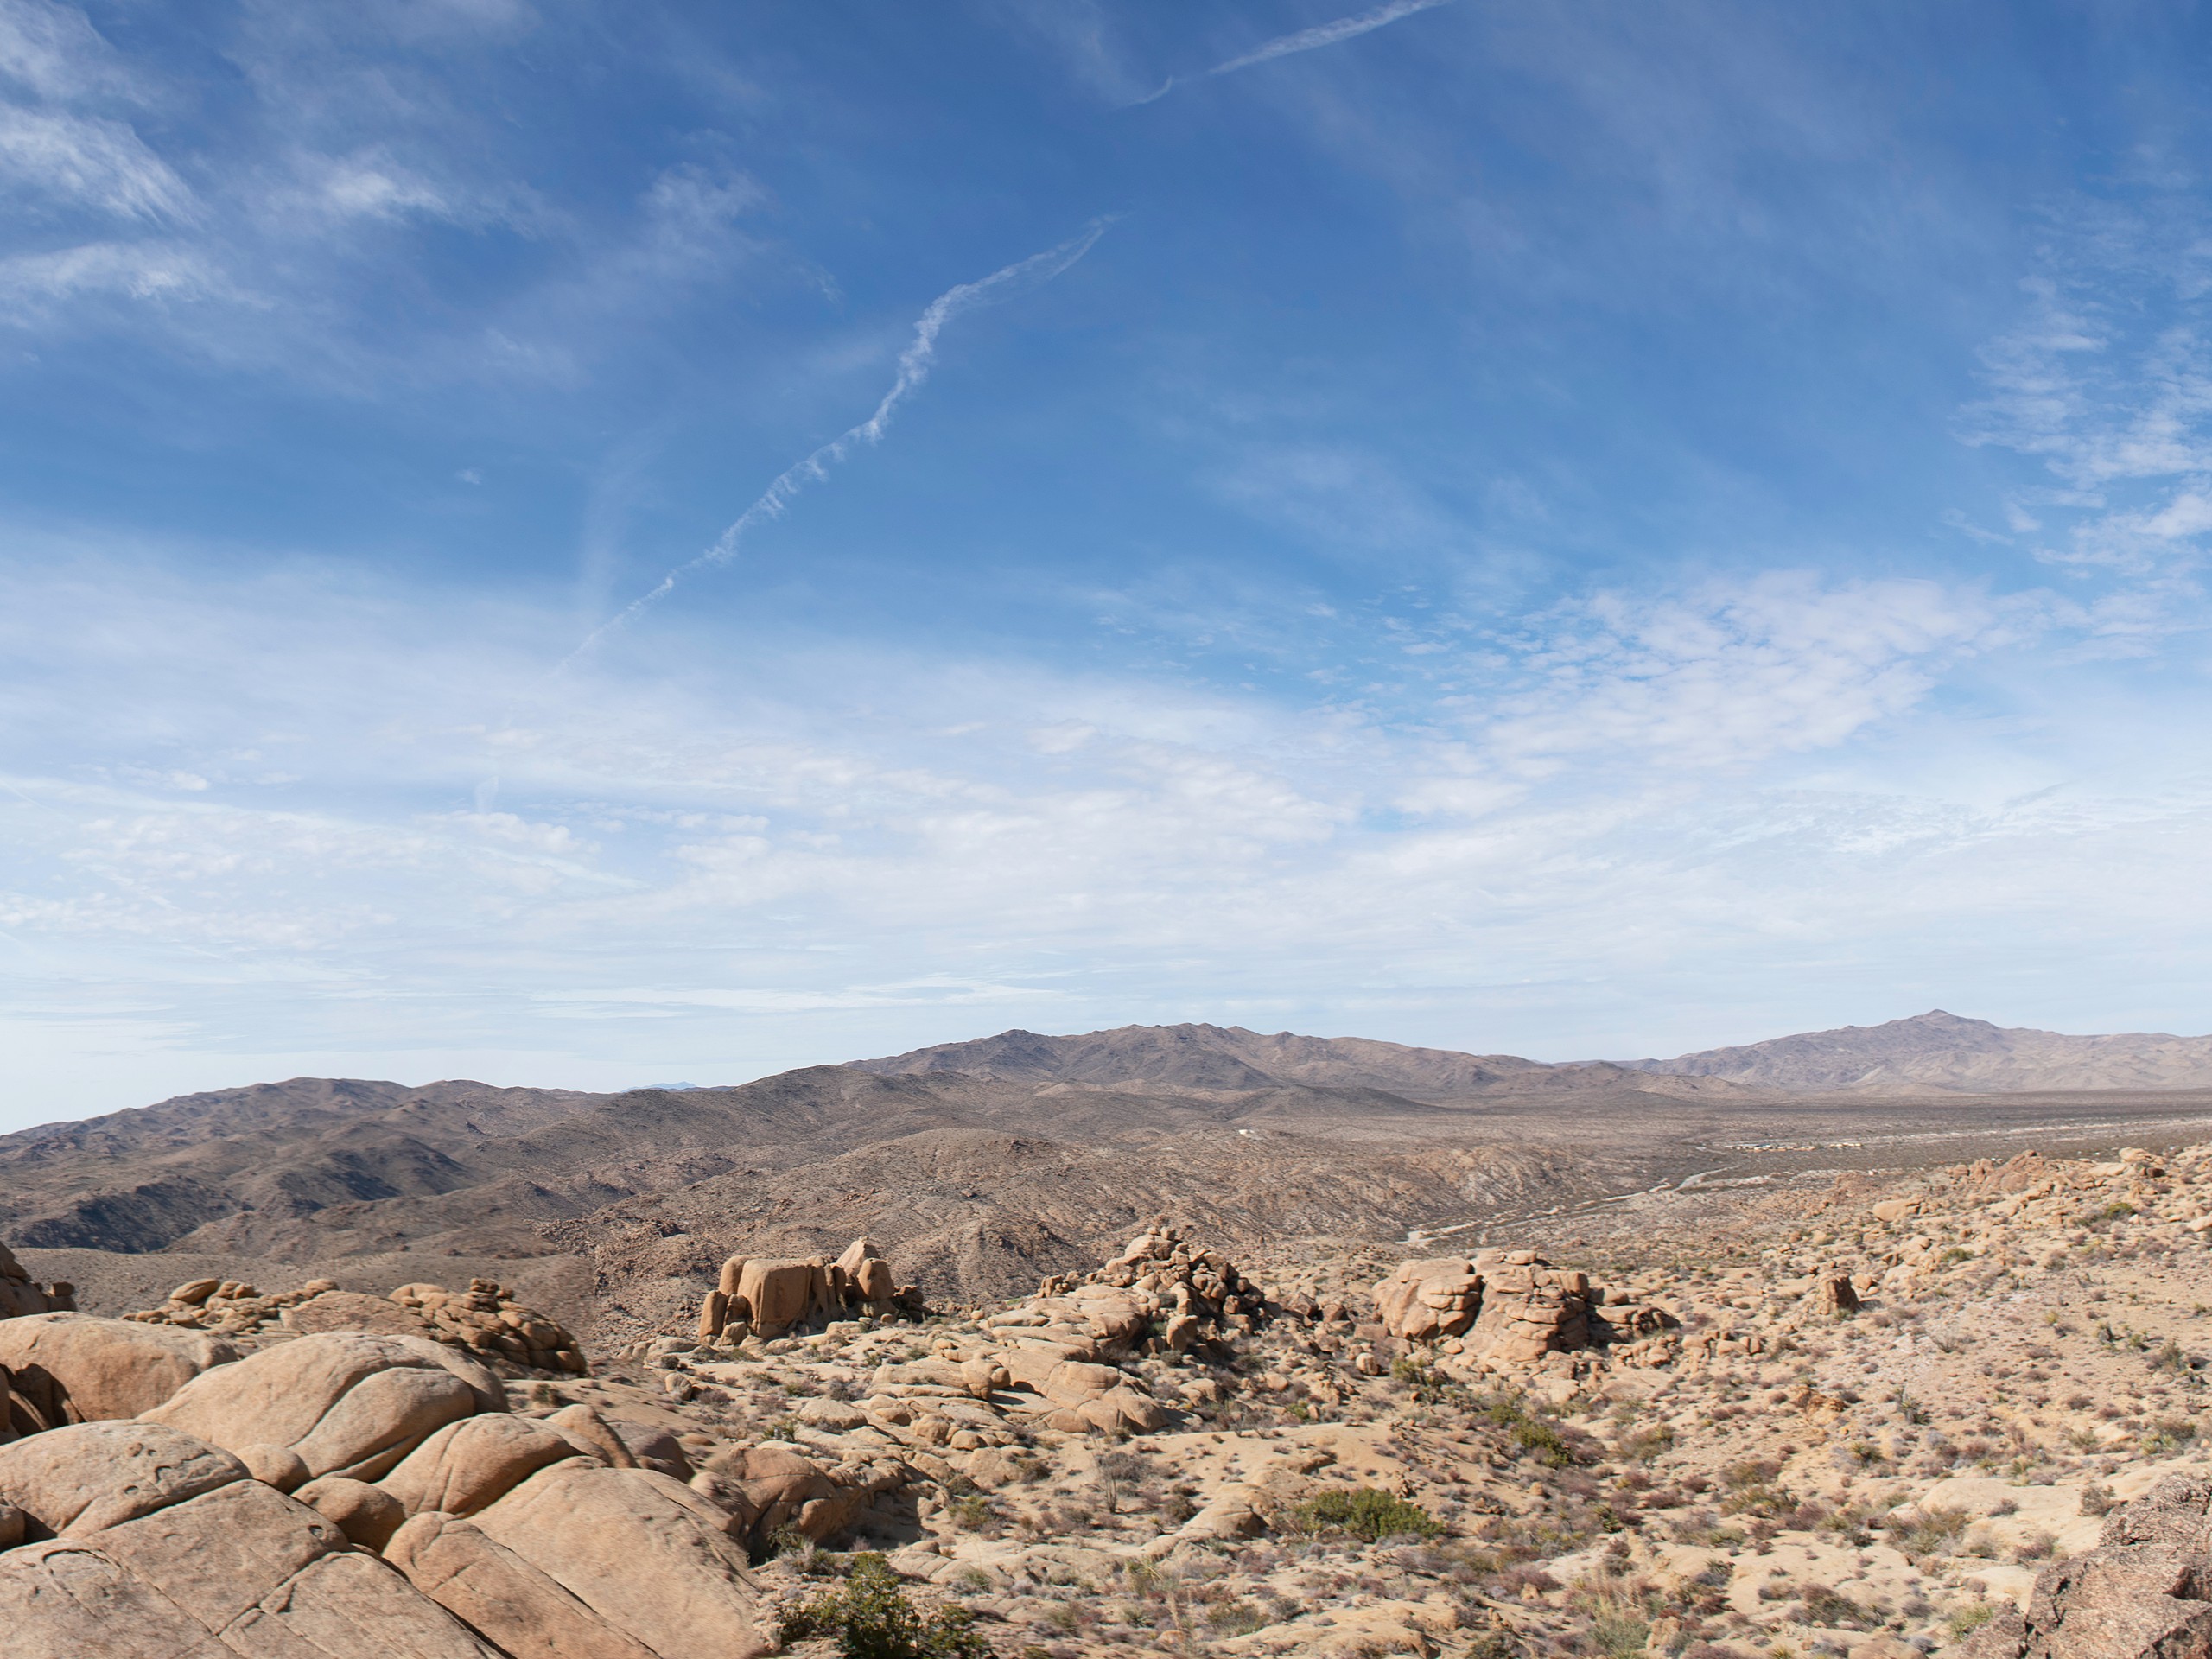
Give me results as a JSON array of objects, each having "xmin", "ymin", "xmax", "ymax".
[{"xmin": 6, "ymin": 1014, "xmax": 2212, "ymax": 1656}]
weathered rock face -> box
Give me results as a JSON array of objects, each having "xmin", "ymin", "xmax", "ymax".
[
  {"xmin": 0, "ymin": 1329, "xmax": 782, "ymax": 1659},
  {"xmin": 386, "ymin": 1510, "xmax": 664, "ymax": 1659},
  {"xmin": 1370, "ymin": 1258, "xmax": 1483, "ymax": 1341},
  {"xmin": 1958, "ymin": 1476, "xmax": 2212, "ymax": 1658},
  {"xmin": 468, "ymin": 1459, "xmax": 771, "ymax": 1659},
  {"xmin": 0, "ymin": 1419, "xmax": 505, "ymax": 1659},
  {"xmin": 0, "ymin": 1313, "xmax": 239, "ymax": 1430},
  {"xmin": 129, "ymin": 1275, "xmax": 587, "ymax": 1376},
  {"xmin": 0, "ymin": 1244, "xmax": 73, "ymax": 1321},
  {"xmin": 139, "ymin": 1332, "xmax": 502, "ymax": 1483}
]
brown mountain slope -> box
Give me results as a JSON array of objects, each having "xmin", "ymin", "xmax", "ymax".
[
  {"xmin": 1630, "ymin": 1008, "xmax": 2212, "ymax": 1094},
  {"xmin": 850, "ymin": 1020, "xmax": 1680, "ymax": 1099}
]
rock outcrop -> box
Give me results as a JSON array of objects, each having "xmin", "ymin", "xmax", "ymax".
[
  {"xmin": 0, "ymin": 1313, "xmax": 239, "ymax": 1430},
  {"xmin": 695, "ymin": 1238, "xmax": 925, "ymax": 1344},
  {"xmin": 1958, "ymin": 1475, "xmax": 2212, "ymax": 1656},
  {"xmin": 1369, "ymin": 1248, "xmax": 1676, "ymax": 1368},
  {"xmin": 130, "ymin": 1275, "xmax": 587, "ymax": 1375},
  {"xmin": 0, "ymin": 1244, "xmax": 73, "ymax": 1320},
  {"xmin": 0, "ymin": 1312, "xmax": 781, "ymax": 1657},
  {"xmin": 139, "ymin": 1331, "xmax": 504, "ymax": 1484}
]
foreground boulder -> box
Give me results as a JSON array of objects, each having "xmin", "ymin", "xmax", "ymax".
[
  {"xmin": 467, "ymin": 1459, "xmax": 771, "ymax": 1658},
  {"xmin": 0, "ymin": 1313, "xmax": 238, "ymax": 1428},
  {"xmin": 1959, "ymin": 1474, "xmax": 2212, "ymax": 1657},
  {"xmin": 140, "ymin": 1332, "xmax": 502, "ymax": 1483},
  {"xmin": 386, "ymin": 1510, "xmax": 663, "ymax": 1659},
  {"xmin": 0, "ymin": 1421, "xmax": 501, "ymax": 1658}
]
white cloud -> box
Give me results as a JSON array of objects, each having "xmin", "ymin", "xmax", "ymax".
[
  {"xmin": 0, "ymin": 0, "xmax": 135, "ymax": 103},
  {"xmin": 1481, "ymin": 574, "xmax": 2015, "ymax": 771},
  {"xmin": 4, "ymin": 526, "xmax": 2210, "ymax": 1123},
  {"xmin": 0, "ymin": 239, "xmax": 230, "ymax": 321},
  {"xmin": 0, "ymin": 104, "xmax": 191, "ymax": 218}
]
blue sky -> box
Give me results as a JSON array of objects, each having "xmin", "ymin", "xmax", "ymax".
[{"xmin": 6, "ymin": 0, "xmax": 2212, "ymax": 1122}]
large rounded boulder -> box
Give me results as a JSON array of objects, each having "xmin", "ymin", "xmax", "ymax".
[
  {"xmin": 0, "ymin": 1313, "xmax": 238, "ymax": 1425},
  {"xmin": 138, "ymin": 1332, "xmax": 503, "ymax": 1483}
]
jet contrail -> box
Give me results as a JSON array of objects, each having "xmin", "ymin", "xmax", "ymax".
[
  {"xmin": 1132, "ymin": 0, "xmax": 1454, "ymax": 103},
  {"xmin": 562, "ymin": 219, "xmax": 1114, "ymax": 667}
]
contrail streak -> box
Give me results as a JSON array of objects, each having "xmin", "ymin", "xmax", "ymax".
[
  {"xmin": 561, "ymin": 220, "xmax": 1113, "ymax": 667},
  {"xmin": 1133, "ymin": 0, "xmax": 1453, "ymax": 102}
]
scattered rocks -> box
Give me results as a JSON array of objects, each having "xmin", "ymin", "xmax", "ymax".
[{"xmin": 128, "ymin": 1275, "xmax": 587, "ymax": 1376}]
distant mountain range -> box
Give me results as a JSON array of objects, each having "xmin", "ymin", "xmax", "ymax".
[
  {"xmin": 1624, "ymin": 1009, "xmax": 2212, "ymax": 1095},
  {"xmin": 856, "ymin": 1011, "xmax": 2212, "ymax": 1099},
  {"xmin": 7, "ymin": 1008, "xmax": 2209, "ymax": 1344}
]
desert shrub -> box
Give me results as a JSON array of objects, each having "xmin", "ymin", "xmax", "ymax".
[
  {"xmin": 1203, "ymin": 1602, "xmax": 1271, "ymax": 1636},
  {"xmin": 1947, "ymin": 1603, "xmax": 1994, "ymax": 1639},
  {"xmin": 1294, "ymin": 1487, "xmax": 1445, "ymax": 1542},
  {"xmin": 1587, "ymin": 1606, "xmax": 1649, "ymax": 1656},
  {"xmin": 1888, "ymin": 1505, "xmax": 1970, "ymax": 1556},
  {"xmin": 780, "ymin": 1553, "xmax": 989, "ymax": 1659},
  {"xmin": 1391, "ymin": 1355, "xmax": 1461, "ymax": 1403},
  {"xmin": 1510, "ymin": 1416, "xmax": 1577, "ymax": 1466},
  {"xmin": 1793, "ymin": 1584, "xmax": 1865, "ymax": 1627}
]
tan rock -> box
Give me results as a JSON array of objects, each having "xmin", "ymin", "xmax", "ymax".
[
  {"xmin": 295, "ymin": 1474, "xmax": 407, "ymax": 1550},
  {"xmin": 140, "ymin": 1332, "xmax": 497, "ymax": 1482},
  {"xmin": 381, "ymin": 1411, "xmax": 580, "ymax": 1517},
  {"xmin": 696, "ymin": 1288, "xmax": 728, "ymax": 1342},
  {"xmin": 386, "ymin": 1510, "xmax": 662, "ymax": 1659},
  {"xmin": 543, "ymin": 1402, "xmax": 639, "ymax": 1469},
  {"xmin": 0, "ymin": 1421, "xmax": 247, "ymax": 1535},
  {"xmin": 219, "ymin": 1548, "xmax": 505, "ymax": 1657},
  {"xmin": 705, "ymin": 1441, "xmax": 841, "ymax": 1538},
  {"xmin": 280, "ymin": 1289, "xmax": 436, "ymax": 1341},
  {"xmin": 0, "ymin": 1313, "xmax": 238, "ymax": 1421},
  {"xmin": 728, "ymin": 1258, "xmax": 829, "ymax": 1338},
  {"xmin": 94, "ymin": 1478, "xmax": 342, "ymax": 1630},
  {"xmin": 1370, "ymin": 1259, "xmax": 1481, "ymax": 1341},
  {"xmin": 0, "ymin": 1539, "xmax": 234, "ymax": 1658},
  {"xmin": 470, "ymin": 1460, "xmax": 771, "ymax": 1657},
  {"xmin": 233, "ymin": 1441, "xmax": 310, "ymax": 1492}
]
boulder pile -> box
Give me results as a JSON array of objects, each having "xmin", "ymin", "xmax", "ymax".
[
  {"xmin": 695, "ymin": 1236, "xmax": 924, "ymax": 1344},
  {"xmin": 127, "ymin": 1275, "xmax": 588, "ymax": 1375},
  {"xmin": 0, "ymin": 1244, "xmax": 72, "ymax": 1320},
  {"xmin": 1370, "ymin": 1247, "xmax": 1681, "ymax": 1369},
  {"xmin": 1037, "ymin": 1223, "xmax": 1270, "ymax": 1351},
  {"xmin": 669, "ymin": 1228, "xmax": 1277, "ymax": 1443},
  {"xmin": 0, "ymin": 1316, "xmax": 796, "ymax": 1657}
]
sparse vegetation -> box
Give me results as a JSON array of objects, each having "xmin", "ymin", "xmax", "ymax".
[
  {"xmin": 1293, "ymin": 1487, "xmax": 1445, "ymax": 1542},
  {"xmin": 779, "ymin": 1554, "xmax": 990, "ymax": 1659}
]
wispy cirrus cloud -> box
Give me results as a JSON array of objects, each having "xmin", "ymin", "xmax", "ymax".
[{"xmin": 0, "ymin": 105, "xmax": 191, "ymax": 218}]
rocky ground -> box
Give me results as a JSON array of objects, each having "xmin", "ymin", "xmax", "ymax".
[{"xmin": 12, "ymin": 1134, "xmax": 2212, "ymax": 1656}]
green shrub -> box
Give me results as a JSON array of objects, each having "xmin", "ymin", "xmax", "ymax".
[
  {"xmin": 1294, "ymin": 1487, "xmax": 1445, "ymax": 1542},
  {"xmin": 1946, "ymin": 1603, "xmax": 1994, "ymax": 1639},
  {"xmin": 779, "ymin": 1553, "xmax": 989, "ymax": 1659}
]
